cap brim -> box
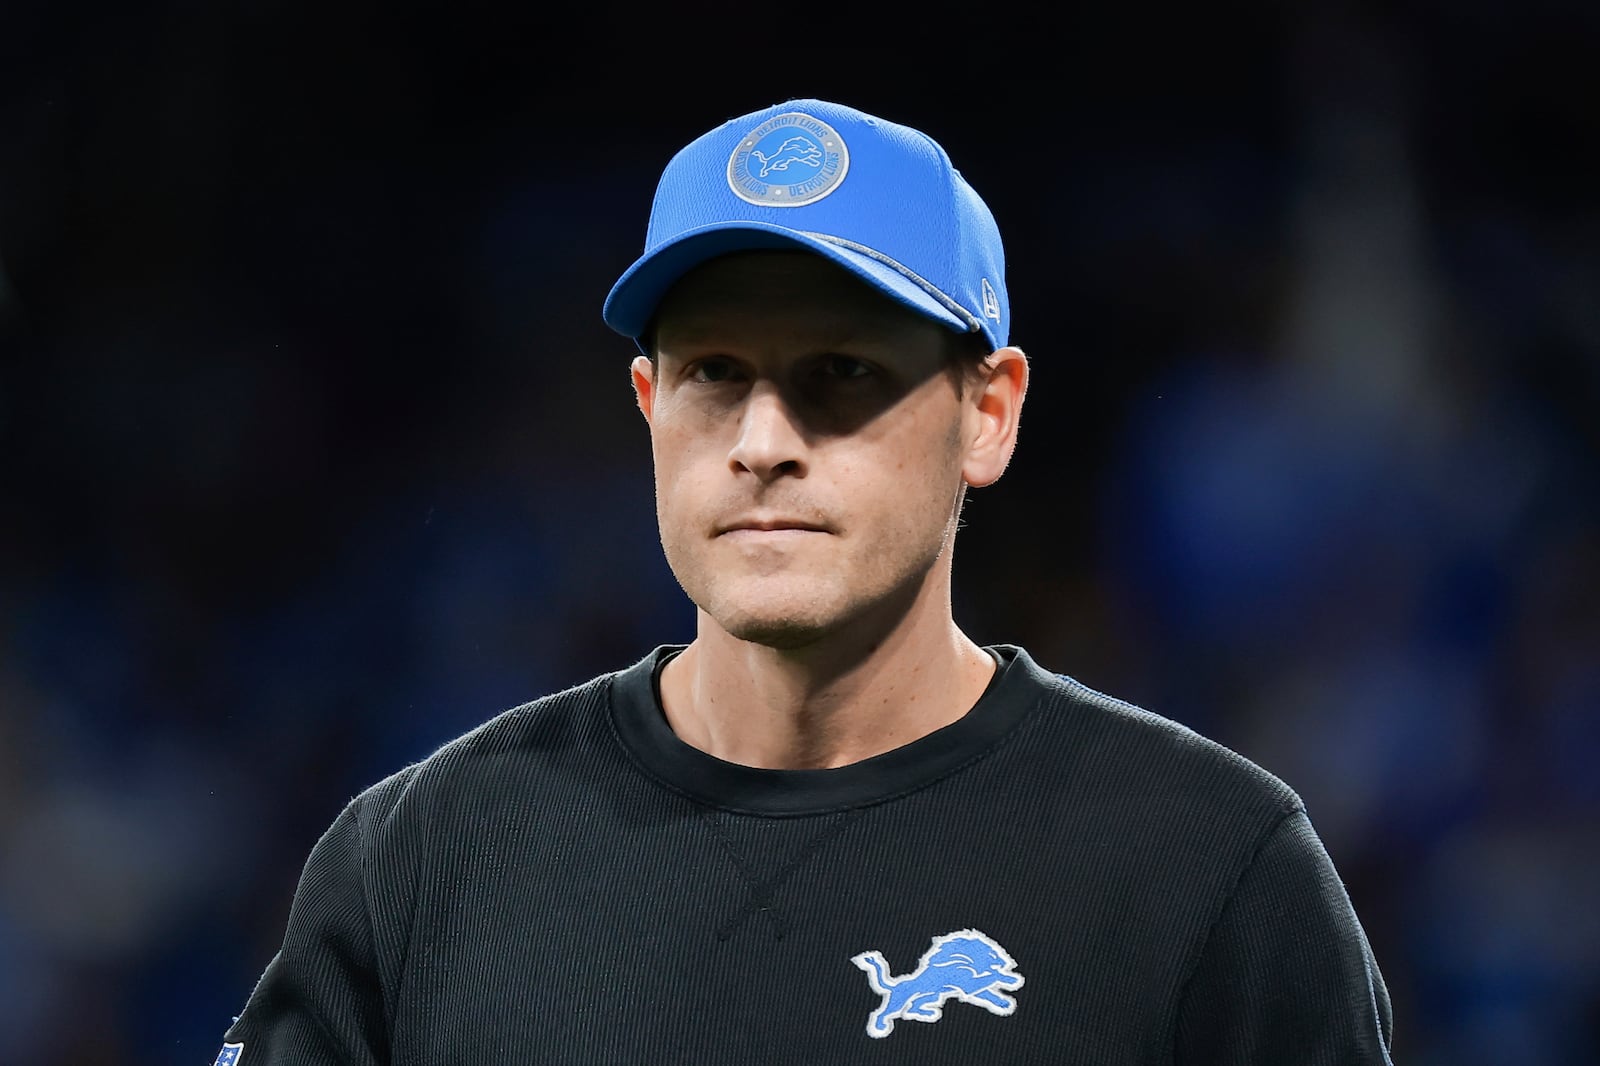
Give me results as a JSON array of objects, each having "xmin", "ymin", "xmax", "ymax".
[{"xmin": 602, "ymin": 222, "xmax": 974, "ymax": 342}]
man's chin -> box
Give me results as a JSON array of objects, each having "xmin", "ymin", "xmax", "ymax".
[
  {"xmin": 716, "ymin": 611, "xmax": 833, "ymax": 651},
  {"xmin": 694, "ymin": 575, "xmax": 924, "ymax": 652},
  {"xmin": 689, "ymin": 576, "xmax": 843, "ymax": 650}
]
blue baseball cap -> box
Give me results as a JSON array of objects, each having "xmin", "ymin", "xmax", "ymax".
[{"xmin": 602, "ymin": 98, "xmax": 1009, "ymax": 351}]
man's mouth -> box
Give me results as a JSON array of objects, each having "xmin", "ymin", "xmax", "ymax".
[{"xmin": 716, "ymin": 515, "xmax": 831, "ymax": 535}]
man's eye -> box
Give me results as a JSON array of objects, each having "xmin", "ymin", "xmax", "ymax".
[
  {"xmin": 688, "ymin": 359, "xmax": 737, "ymax": 383},
  {"xmin": 821, "ymin": 356, "xmax": 873, "ymax": 380}
]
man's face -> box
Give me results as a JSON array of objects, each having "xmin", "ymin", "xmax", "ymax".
[{"xmin": 635, "ymin": 251, "xmax": 977, "ymax": 650}]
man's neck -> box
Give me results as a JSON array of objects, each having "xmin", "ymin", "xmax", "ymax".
[{"xmin": 657, "ymin": 598, "xmax": 997, "ymax": 770}]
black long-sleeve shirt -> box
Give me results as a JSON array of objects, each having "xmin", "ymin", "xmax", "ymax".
[{"xmin": 217, "ymin": 645, "xmax": 1393, "ymax": 1063}]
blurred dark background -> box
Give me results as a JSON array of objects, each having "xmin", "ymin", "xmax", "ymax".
[{"xmin": 2, "ymin": 1, "xmax": 1597, "ymax": 1063}]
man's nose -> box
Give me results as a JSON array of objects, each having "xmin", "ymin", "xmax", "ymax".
[{"xmin": 727, "ymin": 384, "xmax": 808, "ymax": 482}]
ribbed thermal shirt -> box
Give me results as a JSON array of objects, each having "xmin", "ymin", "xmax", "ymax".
[{"xmin": 219, "ymin": 645, "xmax": 1394, "ymax": 1064}]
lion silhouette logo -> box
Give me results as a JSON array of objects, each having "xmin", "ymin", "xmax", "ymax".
[
  {"xmin": 851, "ymin": 929, "xmax": 1025, "ymax": 1038},
  {"xmin": 751, "ymin": 135, "xmax": 824, "ymax": 178},
  {"xmin": 726, "ymin": 111, "xmax": 850, "ymax": 207}
]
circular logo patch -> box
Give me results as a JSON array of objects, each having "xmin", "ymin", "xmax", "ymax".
[{"xmin": 727, "ymin": 112, "xmax": 850, "ymax": 208}]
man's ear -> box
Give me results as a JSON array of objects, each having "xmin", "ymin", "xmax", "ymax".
[
  {"xmin": 631, "ymin": 355, "xmax": 656, "ymax": 424},
  {"xmin": 962, "ymin": 346, "xmax": 1029, "ymax": 489}
]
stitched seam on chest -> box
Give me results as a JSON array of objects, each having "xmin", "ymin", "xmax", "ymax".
[{"xmin": 705, "ymin": 808, "xmax": 867, "ymax": 940}]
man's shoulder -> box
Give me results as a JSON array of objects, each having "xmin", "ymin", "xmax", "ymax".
[
  {"xmin": 1023, "ymin": 661, "xmax": 1303, "ymax": 823},
  {"xmin": 342, "ymin": 660, "xmax": 636, "ymax": 831},
  {"xmin": 425, "ymin": 667, "xmax": 621, "ymax": 769}
]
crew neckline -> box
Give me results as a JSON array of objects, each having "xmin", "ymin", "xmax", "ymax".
[{"xmin": 606, "ymin": 644, "xmax": 1052, "ymax": 816}]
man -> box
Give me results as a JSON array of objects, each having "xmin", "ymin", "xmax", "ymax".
[{"xmin": 215, "ymin": 98, "xmax": 1394, "ymax": 1064}]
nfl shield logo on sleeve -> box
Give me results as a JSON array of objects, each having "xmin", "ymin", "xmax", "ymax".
[{"xmin": 213, "ymin": 1042, "xmax": 244, "ymax": 1066}]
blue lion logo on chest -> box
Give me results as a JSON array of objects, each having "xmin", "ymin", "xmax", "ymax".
[{"xmin": 851, "ymin": 929, "xmax": 1025, "ymax": 1038}]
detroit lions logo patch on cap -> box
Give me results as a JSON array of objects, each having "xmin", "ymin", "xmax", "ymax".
[{"xmin": 727, "ymin": 112, "xmax": 849, "ymax": 207}]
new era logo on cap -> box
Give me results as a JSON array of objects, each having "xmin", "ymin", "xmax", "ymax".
[{"xmin": 603, "ymin": 98, "xmax": 1009, "ymax": 353}]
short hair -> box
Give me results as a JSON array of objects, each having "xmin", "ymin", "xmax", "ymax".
[{"xmin": 942, "ymin": 328, "xmax": 995, "ymax": 398}]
